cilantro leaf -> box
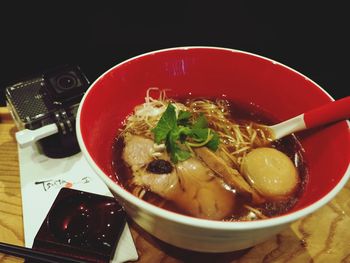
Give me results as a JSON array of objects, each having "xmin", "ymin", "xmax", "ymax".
[{"xmin": 152, "ymin": 104, "xmax": 177, "ymax": 144}]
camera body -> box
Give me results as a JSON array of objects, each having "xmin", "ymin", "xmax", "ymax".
[{"xmin": 5, "ymin": 65, "xmax": 90, "ymax": 158}]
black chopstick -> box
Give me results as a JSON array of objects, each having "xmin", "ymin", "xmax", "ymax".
[{"xmin": 0, "ymin": 242, "xmax": 85, "ymax": 263}]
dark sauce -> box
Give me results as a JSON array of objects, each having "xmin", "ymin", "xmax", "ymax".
[
  {"xmin": 33, "ymin": 188, "xmax": 126, "ymax": 263},
  {"xmin": 47, "ymin": 191, "xmax": 125, "ymax": 250},
  {"xmin": 111, "ymin": 99, "xmax": 308, "ymax": 220}
]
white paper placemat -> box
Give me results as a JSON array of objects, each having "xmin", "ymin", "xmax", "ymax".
[{"xmin": 18, "ymin": 143, "xmax": 138, "ymax": 263}]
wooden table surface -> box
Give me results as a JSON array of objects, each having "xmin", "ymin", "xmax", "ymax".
[{"xmin": 1, "ymin": 107, "xmax": 350, "ymax": 263}]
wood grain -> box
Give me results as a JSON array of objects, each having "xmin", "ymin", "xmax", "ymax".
[
  {"xmin": 128, "ymin": 186, "xmax": 350, "ymax": 263},
  {"xmin": 0, "ymin": 116, "xmax": 24, "ymax": 263},
  {"xmin": 0, "ymin": 107, "xmax": 349, "ymax": 263}
]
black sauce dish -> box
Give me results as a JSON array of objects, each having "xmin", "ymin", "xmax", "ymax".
[{"xmin": 28, "ymin": 188, "xmax": 126, "ymax": 263}]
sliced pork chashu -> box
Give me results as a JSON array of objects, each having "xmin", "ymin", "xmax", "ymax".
[{"xmin": 122, "ymin": 134, "xmax": 236, "ymax": 220}]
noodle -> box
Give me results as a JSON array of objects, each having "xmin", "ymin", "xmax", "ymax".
[
  {"xmin": 112, "ymin": 89, "xmax": 305, "ymax": 221},
  {"xmin": 184, "ymin": 98, "xmax": 273, "ymax": 169},
  {"xmin": 121, "ymin": 90, "xmax": 273, "ymax": 169}
]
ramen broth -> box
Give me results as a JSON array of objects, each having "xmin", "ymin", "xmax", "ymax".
[{"xmin": 111, "ymin": 98, "xmax": 308, "ymax": 221}]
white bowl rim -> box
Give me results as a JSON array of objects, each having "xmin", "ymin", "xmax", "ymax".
[{"xmin": 76, "ymin": 46, "xmax": 350, "ymax": 231}]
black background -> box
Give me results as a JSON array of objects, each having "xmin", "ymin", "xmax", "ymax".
[{"xmin": 0, "ymin": 1, "xmax": 349, "ymax": 106}]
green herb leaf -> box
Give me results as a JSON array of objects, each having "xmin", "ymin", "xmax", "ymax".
[
  {"xmin": 206, "ymin": 131, "xmax": 220, "ymax": 151},
  {"xmin": 177, "ymin": 110, "xmax": 192, "ymax": 126},
  {"xmin": 152, "ymin": 103, "xmax": 220, "ymax": 164},
  {"xmin": 178, "ymin": 126, "xmax": 192, "ymax": 143},
  {"xmin": 192, "ymin": 113, "xmax": 208, "ymax": 129},
  {"xmin": 173, "ymin": 149, "xmax": 192, "ymax": 163},
  {"xmin": 167, "ymin": 128, "xmax": 192, "ymax": 163},
  {"xmin": 152, "ymin": 104, "xmax": 177, "ymax": 144},
  {"xmin": 190, "ymin": 128, "xmax": 210, "ymax": 142}
]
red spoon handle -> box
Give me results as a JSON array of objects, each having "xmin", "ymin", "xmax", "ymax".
[{"xmin": 304, "ymin": 96, "xmax": 350, "ymax": 129}]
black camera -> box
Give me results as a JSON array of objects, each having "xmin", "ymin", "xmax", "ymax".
[{"xmin": 5, "ymin": 65, "xmax": 90, "ymax": 158}]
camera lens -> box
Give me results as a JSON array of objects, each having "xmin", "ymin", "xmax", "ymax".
[{"xmin": 56, "ymin": 74, "xmax": 77, "ymax": 90}]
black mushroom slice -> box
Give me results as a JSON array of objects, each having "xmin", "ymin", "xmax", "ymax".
[{"xmin": 147, "ymin": 159, "xmax": 173, "ymax": 174}]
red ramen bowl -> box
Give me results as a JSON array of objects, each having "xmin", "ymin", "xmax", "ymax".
[{"xmin": 77, "ymin": 47, "xmax": 350, "ymax": 252}]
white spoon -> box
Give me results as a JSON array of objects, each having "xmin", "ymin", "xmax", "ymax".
[
  {"xmin": 242, "ymin": 96, "xmax": 349, "ymax": 201},
  {"xmin": 269, "ymin": 96, "xmax": 350, "ymax": 140}
]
